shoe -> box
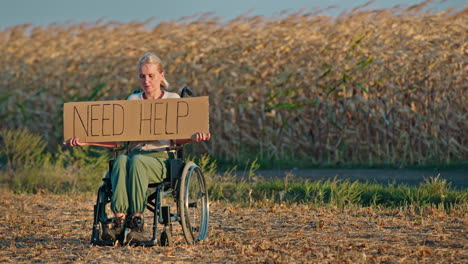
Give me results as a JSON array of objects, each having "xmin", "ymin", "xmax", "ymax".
[
  {"xmin": 126, "ymin": 215, "xmax": 147, "ymax": 242},
  {"xmin": 102, "ymin": 217, "xmax": 125, "ymax": 241}
]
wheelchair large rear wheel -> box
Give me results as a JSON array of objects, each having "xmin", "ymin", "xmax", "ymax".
[
  {"xmin": 91, "ymin": 181, "xmax": 114, "ymax": 245},
  {"xmin": 178, "ymin": 162, "xmax": 209, "ymax": 244}
]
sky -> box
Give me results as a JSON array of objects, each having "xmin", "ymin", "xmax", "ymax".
[{"xmin": 0, "ymin": 0, "xmax": 466, "ymax": 29}]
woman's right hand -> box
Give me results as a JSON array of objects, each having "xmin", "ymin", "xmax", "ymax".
[{"xmin": 63, "ymin": 137, "xmax": 88, "ymax": 147}]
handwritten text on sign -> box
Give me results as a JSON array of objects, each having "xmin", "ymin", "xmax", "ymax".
[{"xmin": 63, "ymin": 97, "xmax": 209, "ymax": 142}]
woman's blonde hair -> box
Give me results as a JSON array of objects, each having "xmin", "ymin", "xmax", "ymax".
[{"xmin": 137, "ymin": 52, "xmax": 170, "ymax": 89}]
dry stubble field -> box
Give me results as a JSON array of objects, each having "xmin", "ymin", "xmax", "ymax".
[{"xmin": 0, "ymin": 190, "xmax": 466, "ymax": 263}]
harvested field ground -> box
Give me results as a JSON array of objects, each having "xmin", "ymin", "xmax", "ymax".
[{"xmin": 0, "ymin": 191, "xmax": 466, "ymax": 263}]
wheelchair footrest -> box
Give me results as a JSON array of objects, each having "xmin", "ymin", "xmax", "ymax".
[
  {"xmin": 91, "ymin": 240, "xmax": 117, "ymax": 246},
  {"xmin": 129, "ymin": 240, "xmax": 158, "ymax": 247},
  {"xmin": 92, "ymin": 239, "xmax": 157, "ymax": 247}
]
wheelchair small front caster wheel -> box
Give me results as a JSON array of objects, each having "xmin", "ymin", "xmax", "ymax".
[{"xmin": 159, "ymin": 230, "xmax": 173, "ymax": 247}]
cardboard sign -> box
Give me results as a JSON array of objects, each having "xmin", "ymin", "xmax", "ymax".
[{"xmin": 63, "ymin": 97, "xmax": 209, "ymax": 143}]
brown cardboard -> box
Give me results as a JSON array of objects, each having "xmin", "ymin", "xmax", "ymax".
[{"xmin": 63, "ymin": 96, "xmax": 209, "ymax": 143}]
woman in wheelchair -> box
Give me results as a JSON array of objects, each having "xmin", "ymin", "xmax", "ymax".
[{"xmin": 65, "ymin": 52, "xmax": 210, "ymax": 243}]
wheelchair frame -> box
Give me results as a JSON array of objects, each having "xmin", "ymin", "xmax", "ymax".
[{"xmin": 90, "ymin": 87, "xmax": 209, "ymax": 246}]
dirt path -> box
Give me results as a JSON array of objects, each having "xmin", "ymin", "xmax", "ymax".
[
  {"xmin": 250, "ymin": 168, "xmax": 468, "ymax": 187},
  {"xmin": 1, "ymin": 191, "xmax": 467, "ymax": 263}
]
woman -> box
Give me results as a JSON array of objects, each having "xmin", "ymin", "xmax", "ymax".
[{"xmin": 65, "ymin": 52, "xmax": 210, "ymax": 242}]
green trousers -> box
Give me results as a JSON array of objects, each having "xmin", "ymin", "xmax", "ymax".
[{"xmin": 110, "ymin": 150, "xmax": 173, "ymax": 215}]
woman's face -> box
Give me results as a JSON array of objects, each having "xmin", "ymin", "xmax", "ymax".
[{"xmin": 139, "ymin": 63, "xmax": 164, "ymax": 94}]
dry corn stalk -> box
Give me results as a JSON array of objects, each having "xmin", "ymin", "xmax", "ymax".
[{"xmin": 0, "ymin": 5, "xmax": 466, "ymax": 166}]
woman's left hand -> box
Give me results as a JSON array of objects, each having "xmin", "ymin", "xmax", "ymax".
[{"xmin": 191, "ymin": 132, "xmax": 211, "ymax": 143}]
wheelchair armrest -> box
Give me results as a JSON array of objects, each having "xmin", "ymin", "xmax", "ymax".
[
  {"xmin": 112, "ymin": 146, "xmax": 125, "ymax": 152},
  {"xmin": 110, "ymin": 144, "xmax": 127, "ymax": 160},
  {"xmin": 168, "ymin": 159, "xmax": 185, "ymax": 188}
]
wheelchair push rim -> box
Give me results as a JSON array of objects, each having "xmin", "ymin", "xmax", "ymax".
[{"xmin": 178, "ymin": 162, "xmax": 209, "ymax": 244}]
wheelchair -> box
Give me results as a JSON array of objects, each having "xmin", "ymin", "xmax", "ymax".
[{"xmin": 90, "ymin": 87, "xmax": 209, "ymax": 246}]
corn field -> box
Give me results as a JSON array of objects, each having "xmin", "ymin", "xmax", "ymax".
[{"xmin": 0, "ymin": 4, "xmax": 466, "ymax": 166}]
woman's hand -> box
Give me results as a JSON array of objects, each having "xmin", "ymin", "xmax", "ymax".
[
  {"xmin": 63, "ymin": 137, "xmax": 88, "ymax": 147},
  {"xmin": 173, "ymin": 133, "xmax": 212, "ymax": 146},
  {"xmin": 191, "ymin": 132, "xmax": 211, "ymax": 143}
]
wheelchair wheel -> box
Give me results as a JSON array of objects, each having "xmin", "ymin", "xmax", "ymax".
[
  {"xmin": 178, "ymin": 162, "xmax": 209, "ymax": 244},
  {"xmin": 159, "ymin": 229, "xmax": 173, "ymax": 247},
  {"xmin": 91, "ymin": 177, "xmax": 114, "ymax": 245}
]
